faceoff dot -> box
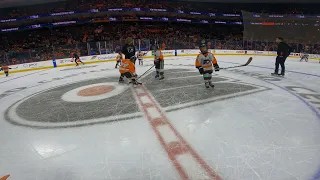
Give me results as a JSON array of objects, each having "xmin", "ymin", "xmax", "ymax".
[{"xmin": 77, "ymin": 85, "xmax": 114, "ymax": 97}]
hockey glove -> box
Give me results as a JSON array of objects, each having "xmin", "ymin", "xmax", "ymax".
[
  {"xmin": 213, "ymin": 64, "xmax": 220, "ymax": 72},
  {"xmin": 196, "ymin": 67, "xmax": 204, "ymax": 74},
  {"xmin": 154, "ymin": 59, "xmax": 160, "ymax": 65}
]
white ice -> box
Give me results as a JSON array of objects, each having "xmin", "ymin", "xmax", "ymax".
[{"xmin": 0, "ymin": 55, "xmax": 319, "ymax": 180}]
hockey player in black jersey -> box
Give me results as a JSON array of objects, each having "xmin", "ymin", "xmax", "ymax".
[
  {"xmin": 272, "ymin": 37, "xmax": 291, "ymax": 77},
  {"xmin": 121, "ymin": 37, "xmax": 136, "ymax": 64},
  {"xmin": 73, "ymin": 52, "xmax": 84, "ymax": 66}
]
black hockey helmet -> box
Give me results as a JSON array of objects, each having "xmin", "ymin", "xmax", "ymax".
[
  {"xmin": 130, "ymin": 56, "xmax": 136, "ymax": 63},
  {"xmin": 199, "ymin": 44, "xmax": 208, "ymax": 54}
]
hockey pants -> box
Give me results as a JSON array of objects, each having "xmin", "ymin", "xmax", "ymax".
[
  {"xmin": 119, "ymin": 72, "xmax": 138, "ymax": 84},
  {"xmin": 120, "ymin": 72, "xmax": 135, "ymax": 79},
  {"xmin": 155, "ymin": 60, "xmax": 164, "ymax": 76},
  {"xmin": 203, "ymin": 70, "xmax": 213, "ymax": 81},
  {"xmin": 75, "ymin": 58, "xmax": 83, "ymax": 66},
  {"xmin": 115, "ymin": 60, "xmax": 121, "ymax": 68}
]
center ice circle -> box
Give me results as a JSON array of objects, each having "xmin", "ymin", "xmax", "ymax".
[
  {"xmin": 61, "ymin": 82, "xmax": 126, "ymax": 102},
  {"xmin": 77, "ymin": 85, "xmax": 114, "ymax": 96}
]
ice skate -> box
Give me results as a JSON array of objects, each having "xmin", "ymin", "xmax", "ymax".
[
  {"xmin": 208, "ymin": 81, "xmax": 215, "ymax": 88},
  {"xmin": 159, "ymin": 75, "xmax": 164, "ymax": 80},
  {"xmin": 118, "ymin": 78, "xmax": 125, "ymax": 84},
  {"xmin": 131, "ymin": 79, "xmax": 142, "ymax": 87},
  {"xmin": 271, "ymin": 72, "xmax": 278, "ymax": 76},
  {"xmin": 205, "ymin": 82, "xmax": 210, "ymax": 88}
]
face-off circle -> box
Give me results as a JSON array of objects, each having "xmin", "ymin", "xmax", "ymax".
[
  {"xmin": 61, "ymin": 82, "xmax": 125, "ymax": 102},
  {"xmin": 5, "ymin": 78, "xmax": 142, "ymax": 128}
]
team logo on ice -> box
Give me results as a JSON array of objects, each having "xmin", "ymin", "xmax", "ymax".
[{"xmin": 4, "ymin": 69, "xmax": 269, "ymax": 129}]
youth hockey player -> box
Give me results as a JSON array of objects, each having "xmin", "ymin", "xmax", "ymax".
[
  {"xmin": 122, "ymin": 37, "xmax": 136, "ymax": 64},
  {"xmin": 119, "ymin": 57, "xmax": 141, "ymax": 86},
  {"xmin": 115, "ymin": 52, "xmax": 123, "ymax": 68},
  {"xmin": 0, "ymin": 65, "xmax": 11, "ymax": 77},
  {"xmin": 300, "ymin": 54, "xmax": 309, "ymax": 62},
  {"xmin": 272, "ymin": 37, "xmax": 291, "ymax": 76},
  {"xmin": 73, "ymin": 52, "xmax": 84, "ymax": 66},
  {"xmin": 154, "ymin": 45, "xmax": 164, "ymax": 80},
  {"xmin": 137, "ymin": 50, "xmax": 144, "ymax": 65},
  {"xmin": 195, "ymin": 44, "xmax": 220, "ymax": 88}
]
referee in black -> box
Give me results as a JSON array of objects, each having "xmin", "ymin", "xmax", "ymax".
[{"xmin": 272, "ymin": 37, "xmax": 291, "ymax": 76}]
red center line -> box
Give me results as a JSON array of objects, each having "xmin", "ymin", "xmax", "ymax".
[{"xmin": 133, "ymin": 85, "xmax": 222, "ymax": 180}]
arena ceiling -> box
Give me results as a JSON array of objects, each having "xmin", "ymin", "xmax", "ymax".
[
  {"xmin": 0, "ymin": 0, "xmax": 319, "ymax": 8},
  {"xmin": 0, "ymin": 0, "xmax": 66, "ymax": 8},
  {"xmin": 182, "ymin": 0, "xmax": 319, "ymax": 2}
]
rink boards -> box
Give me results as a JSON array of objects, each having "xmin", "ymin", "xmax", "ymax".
[{"xmin": 1, "ymin": 49, "xmax": 319, "ymax": 75}]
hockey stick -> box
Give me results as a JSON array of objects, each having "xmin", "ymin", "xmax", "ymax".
[
  {"xmin": 219, "ymin": 57, "xmax": 253, "ymax": 70},
  {"xmin": 128, "ymin": 64, "xmax": 155, "ymax": 85},
  {"xmin": 137, "ymin": 65, "xmax": 155, "ymax": 80}
]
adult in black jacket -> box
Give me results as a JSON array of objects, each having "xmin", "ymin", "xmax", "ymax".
[
  {"xmin": 121, "ymin": 37, "xmax": 136, "ymax": 64},
  {"xmin": 272, "ymin": 37, "xmax": 291, "ymax": 76}
]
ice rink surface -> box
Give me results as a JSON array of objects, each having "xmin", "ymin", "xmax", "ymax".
[{"xmin": 0, "ymin": 55, "xmax": 319, "ymax": 180}]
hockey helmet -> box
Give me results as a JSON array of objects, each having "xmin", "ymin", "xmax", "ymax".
[
  {"xmin": 199, "ymin": 44, "xmax": 208, "ymax": 54},
  {"xmin": 130, "ymin": 56, "xmax": 136, "ymax": 63}
]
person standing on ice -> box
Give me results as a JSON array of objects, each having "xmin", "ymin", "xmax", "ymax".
[
  {"xmin": 137, "ymin": 50, "xmax": 144, "ymax": 65},
  {"xmin": 154, "ymin": 44, "xmax": 165, "ymax": 80},
  {"xmin": 122, "ymin": 37, "xmax": 136, "ymax": 64},
  {"xmin": 0, "ymin": 64, "xmax": 11, "ymax": 77},
  {"xmin": 115, "ymin": 52, "xmax": 123, "ymax": 68},
  {"xmin": 118, "ymin": 57, "xmax": 141, "ymax": 86},
  {"xmin": 73, "ymin": 52, "xmax": 84, "ymax": 66},
  {"xmin": 195, "ymin": 44, "xmax": 220, "ymax": 89},
  {"xmin": 272, "ymin": 37, "xmax": 291, "ymax": 77}
]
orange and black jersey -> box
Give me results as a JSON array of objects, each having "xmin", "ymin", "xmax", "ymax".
[
  {"xmin": 154, "ymin": 50, "xmax": 164, "ymax": 61},
  {"xmin": 1, "ymin": 66, "xmax": 11, "ymax": 72},
  {"xmin": 195, "ymin": 52, "xmax": 217, "ymax": 71},
  {"xmin": 119, "ymin": 59, "xmax": 136, "ymax": 74}
]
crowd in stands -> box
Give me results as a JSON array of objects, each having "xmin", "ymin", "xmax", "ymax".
[
  {"xmin": 1, "ymin": 0, "xmax": 320, "ymax": 19},
  {"xmin": 1, "ymin": 0, "xmax": 320, "ymax": 65},
  {"xmin": 1, "ymin": 22, "xmax": 320, "ymax": 65}
]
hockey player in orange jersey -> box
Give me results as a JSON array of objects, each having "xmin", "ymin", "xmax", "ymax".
[
  {"xmin": 195, "ymin": 44, "xmax": 220, "ymax": 88},
  {"xmin": 154, "ymin": 44, "xmax": 165, "ymax": 80},
  {"xmin": 0, "ymin": 65, "xmax": 11, "ymax": 77},
  {"xmin": 119, "ymin": 57, "xmax": 141, "ymax": 86}
]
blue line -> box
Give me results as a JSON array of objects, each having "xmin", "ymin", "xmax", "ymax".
[{"xmin": 219, "ymin": 60, "xmax": 320, "ymax": 78}]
